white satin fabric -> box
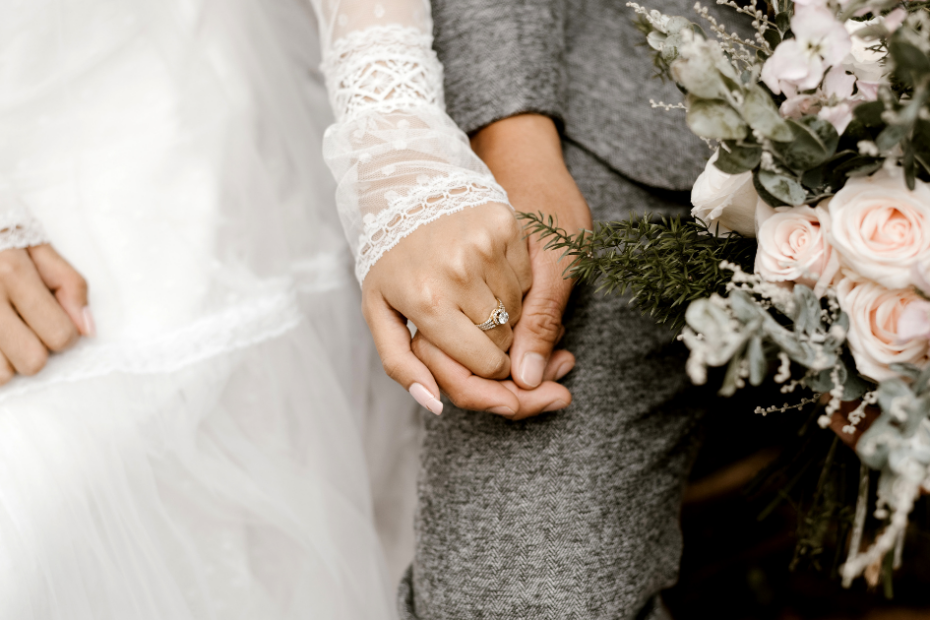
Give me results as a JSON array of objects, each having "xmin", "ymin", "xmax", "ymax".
[{"xmin": 0, "ymin": 0, "xmax": 419, "ymax": 617}]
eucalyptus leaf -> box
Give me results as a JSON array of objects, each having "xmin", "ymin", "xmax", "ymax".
[
  {"xmin": 763, "ymin": 28, "xmax": 781, "ymax": 50},
  {"xmin": 665, "ymin": 16, "xmax": 692, "ymax": 34},
  {"xmin": 831, "ymin": 154, "xmax": 882, "ymax": 180},
  {"xmin": 661, "ymin": 33, "xmax": 682, "ymax": 62},
  {"xmin": 742, "ymin": 85, "xmax": 794, "ymax": 141},
  {"xmin": 791, "ymin": 285, "xmax": 821, "ymax": 335},
  {"xmin": 876, "ymin": 123, "xmax": 908, "ymax": 151},
  {"xmin": 687, "ymin": 98, "xmax": 748, "ymax": 140},
  {"xmin": 753, "ymin": 172, "xmax": 788, "ymax": 207},
  {"xmin": 890, "ymin": 39, "xmax": 930, "ymax": 87},
  {"xmin": 774, "ymin": 117, "xmax": 839, "ymax": 172},
  {"xmin": 775, "ymin": 12, "xmax": 790, "ymax": 34},
  {"xmin": 748, "ymin": 335, "xmax": 767, "ymax": 386},
  {"xmin": 757, "ymin": 170, "xmax": 807, "ymax": 206},
  {"xmin": 853, "ymin": 100, "xmax": 885, "ymax": 127},
  {"xmin": 647, "ymin": 31, "xmax": 667, "ymax": 51},
  {"xmin": 714, "ymin": 142, "xmax": 762, "ymax": 174},
  {"xmin": 720, "ymin": 351, "xmax": 744, "ymax": 397}
]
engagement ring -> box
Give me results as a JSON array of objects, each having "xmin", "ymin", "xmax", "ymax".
[{"xmin": 476, "ymin": 298, "xmax": 509, "ymax": 331}]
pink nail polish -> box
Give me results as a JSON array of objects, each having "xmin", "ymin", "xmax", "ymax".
[
  {"xmin": 409, "ymin": 383, "xmax": 443, "ymax": 415},
  {"xmin": 82, "ymin": 307, "xmax": 96, "ymax": 338}
]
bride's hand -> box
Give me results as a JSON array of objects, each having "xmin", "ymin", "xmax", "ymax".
[
  {"xmin": 0, "ymin": 244, "xmax": 92, "ymax": 383},
  {"xmin": 362, "ymin": 202, "xmax": 532, "ymax": 413}
]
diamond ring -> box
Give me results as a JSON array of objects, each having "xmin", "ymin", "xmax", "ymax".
[{"xmin": 476, "ymin": 298, "xmax": 509, "ymax": 331}]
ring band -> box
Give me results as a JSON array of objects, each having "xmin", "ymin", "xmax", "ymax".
[{"xmin": 476, "ymin": 298, "xmax": 509, "ymax": 331}]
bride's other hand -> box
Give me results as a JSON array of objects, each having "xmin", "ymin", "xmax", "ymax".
[
  {"xmin": 0, "ymin": 244, "xmax": 92, "ymax": 382},
  {"xmin": 362, "ymin": 202, "xmax": 532, "ymax": 414}
]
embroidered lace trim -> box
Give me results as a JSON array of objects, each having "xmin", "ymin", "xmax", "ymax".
[
  {"xmin": 355, "ymin": 171, "xmax": 510, "ymax": 281},
  {"xmin": 322, "ymin": 25, "xmax": 443, "ymax": 122},
  {"xmin": 0, "ymin": 206, "xmax": 49, "ymax": 251},
  {"xmin": 0, "ymin": 287, "xmax": 302, "ymax": 403}
]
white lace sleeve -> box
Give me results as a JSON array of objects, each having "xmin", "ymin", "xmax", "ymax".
[
  {"xmin": 0, "ymin": 183, "xmax": 49, "ymax": 251},
  {"xmin": 310, "ymin": 0, "xmax": 510, "ymax": 283}
]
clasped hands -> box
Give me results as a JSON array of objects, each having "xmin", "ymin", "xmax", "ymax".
[{"xmin": 363, "ymin": 114, "xmax": 593, "ymax": 420}]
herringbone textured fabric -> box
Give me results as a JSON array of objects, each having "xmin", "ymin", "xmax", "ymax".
[{"xmin": 398, "ymin": 144, "xmax": 705, "ymax": 619}]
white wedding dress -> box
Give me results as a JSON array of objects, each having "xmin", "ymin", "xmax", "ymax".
[{"xmin": 0, "ymin": 0, "xmax": 425, "ymax": 618}]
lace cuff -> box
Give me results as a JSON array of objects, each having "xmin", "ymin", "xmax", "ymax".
[
  {"xmin": 0, "ymin": 187, "xmax": 49, "ymax": 251},
  {"xmin": 321, "ymin": 23, "xmax": 512, "ymax": 283},
  {"xmin": 323, "ymin": 25, "xmax": 444, "ymax": 122},
  {"xmin": 355, "ymin": 170, "xmax": 509, "ymax": 281}
]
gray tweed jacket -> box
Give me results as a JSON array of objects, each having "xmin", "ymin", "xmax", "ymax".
[
  {"xmin": 398, "ymin": 3, "xmax": 751, "ymax": 619},
  {"xmin": 431, "ymin": 0, "xmax": 745, "ymax": 191}
]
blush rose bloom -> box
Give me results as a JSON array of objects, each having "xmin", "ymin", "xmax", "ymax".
[
  {"xmin": 691, "ymin": 151, "xmax": 759, "ymax": 237},
  {"xmin": 836, "ymin": 274, "xmax": 930, "ymax": 382},
  {"xmin": 826, "ymin": 169, "xmax": 930, "ymax": 290},
  {"xmin": 755, "ymin": 204, "xmax": 840, "ymax": 297}
]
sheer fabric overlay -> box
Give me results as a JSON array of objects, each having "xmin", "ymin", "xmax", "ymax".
[
  {"xmin": 315, "ymin": 0, "xmax": 511, "ymax": 282},
  {"xmin": 0, "ymin": 1, "xmax": 423, "ymax": 618}
]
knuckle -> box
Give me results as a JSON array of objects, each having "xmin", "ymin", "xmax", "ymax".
[
  {"xmin": 526, "ymin": 298, "xmax": 564, "ymax": 340},
  {"xmin": 19, "ymin": 347, "xmax": 48, "ymax": 376},
  {"xmin": 492, "ymin": 207, "xmax": 520, "ymax": 236},
  {"xmin": 467, "ymin": 228, "xmax": 500, "ymax": 260},
  {"xmin": 380, "ymin": 356, "xmax": 405, "ymax": 382},
  {"xmin": 44, "ymin": 322, "xmax": 78, "ymax": 352},
  {"xmin": 447, "ymin": 390, "xmax": 478, "ymax": 412},
  {"xmin": 0, "ymin": 254, "xmax": 25, "ymax": 280},
  {"xmin": 412, "ymin": 283, "xmax": 444, "ymax": 317},
  {"xmin": 443, "ymin": 253, "xmax": 472, "ymax": 285},
  {"xmin": 477, "ymin": 354, "xmax": 508, "ymax": 379}
]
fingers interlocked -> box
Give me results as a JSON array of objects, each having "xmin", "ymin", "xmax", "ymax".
[{"xmin": 363, "ymin": 202, "xmax": 532, "ymax": 403}]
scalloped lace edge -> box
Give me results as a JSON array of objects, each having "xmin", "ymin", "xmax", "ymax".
[
  {"xmin": 0, "ymin": 287, "xmax": 303, "ymax": 403},
  {"xmin": 355, "ymin": 171, "xmax": 510, "ymax": 282}
]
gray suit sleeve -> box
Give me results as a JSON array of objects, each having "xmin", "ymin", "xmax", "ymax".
[{"xmin": 430, "ymin": 0, "xmax": 566, "ymax": 135}]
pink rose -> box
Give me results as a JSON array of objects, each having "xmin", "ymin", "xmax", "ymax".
[
  {"xmin": 898, "ymin": 299, "xmax": 930, "ymax": 344},
  {"xmin": 826, "ymin": 169, "xmax": 930, "ymax": 290},
  {"xmin": 836, "ymin": 275, "xmax": 930, "ymax": 382},
  {"xmin": 755, "ymin": 204, "xmax": 840, "ymax": 297}
]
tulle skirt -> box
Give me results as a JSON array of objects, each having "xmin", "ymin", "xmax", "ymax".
[{"xmin": 0, "ymin": 0, "xmax": 418, "ymax": 617}]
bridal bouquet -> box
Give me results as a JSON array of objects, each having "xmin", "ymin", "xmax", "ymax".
[{"xmin": 527, "ymin": 0, "xmax": 930, "ymax": 587}]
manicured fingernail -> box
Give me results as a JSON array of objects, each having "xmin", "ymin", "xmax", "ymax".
[
  {"xmin": 543, "ymin": 400, "xmax": 567, "ymax": 412},
  {"xmin": 520, "ymin": 352, "xmax": 546, "ymax": 388},
  {"xmin": 488, "ymin": 406, "xmax": 515, "ymax": 417},
  {"xmin": 409, "ymin": 383, "xmax": 443, "ymax": 415},
  {"xmin": 82, "ymin": 307, "xmax": 96, "ymax": 338}
]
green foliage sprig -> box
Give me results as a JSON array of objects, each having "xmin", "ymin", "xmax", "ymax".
[{"xmin": 520, "ymin": 212, "xmax": 757, "ymax": 332}]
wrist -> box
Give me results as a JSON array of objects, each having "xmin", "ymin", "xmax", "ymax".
[{"xmin": 470, "ymin": 114, "xmax": 591, "ymax": 232}]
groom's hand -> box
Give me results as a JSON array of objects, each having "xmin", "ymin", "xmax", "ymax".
[{"xmin": 471, "ymin": 114, "xmax": 593, "ymax": 391}]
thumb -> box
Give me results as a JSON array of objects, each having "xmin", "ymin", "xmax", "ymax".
[
  {"xmin": 28, "ymin": 244, "xmax": 94, "ymax": 337},
  {"xmin": 510, "ymin": 281, "xmax": 570, "ymax": 390}
]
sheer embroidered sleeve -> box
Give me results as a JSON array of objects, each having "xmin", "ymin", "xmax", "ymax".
[{"xmin": 310, "ymin": 0, "xmax": 510, "ymax": 283}]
